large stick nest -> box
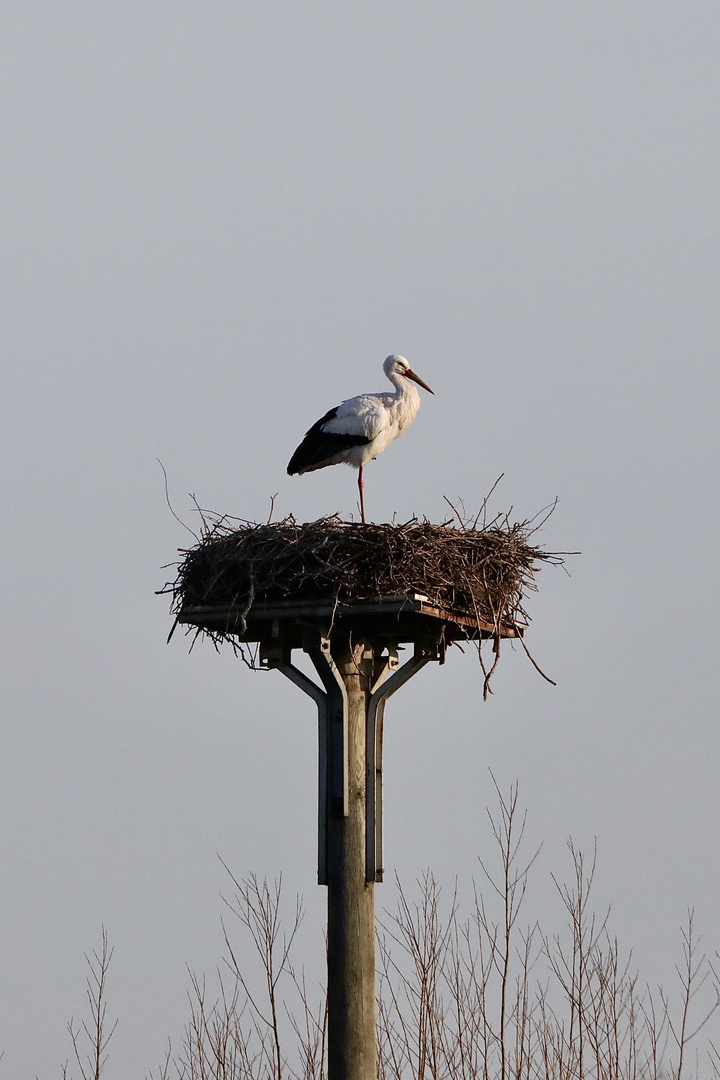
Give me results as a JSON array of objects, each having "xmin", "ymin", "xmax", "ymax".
[{"xmin": 170, "ymin": 514, "xmax": 559, "ymax": 640}]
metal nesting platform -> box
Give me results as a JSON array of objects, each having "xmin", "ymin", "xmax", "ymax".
[{"xmin": 177, "ymin": 590, "xmax": 524, "ymax": 654}]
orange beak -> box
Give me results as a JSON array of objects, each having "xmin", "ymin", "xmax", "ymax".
[{"xmin": 405, "ymin": 369, "xmax": 434, "ymax": 394}]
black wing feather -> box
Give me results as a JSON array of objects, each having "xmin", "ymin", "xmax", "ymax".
[{"xmin": 287, "ymin": 406, "xmax": 372, "ymax": 475}]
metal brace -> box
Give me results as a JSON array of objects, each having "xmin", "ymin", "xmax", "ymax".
[
  {"xmin": 261, "ymin": 636, "xmax": 346, "ymax": 885},
  {"xmin": 260, "ymin": 636, "xmax": 437, "ymax": 885},
  {"xmin": 365, "ymin": 641, "xmax": 436, "ymax": 882}
]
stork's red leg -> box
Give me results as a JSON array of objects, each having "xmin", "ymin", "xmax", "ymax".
[{"xmin": 358, "ymin": 465, "xmax": 366, "ymax": 524}]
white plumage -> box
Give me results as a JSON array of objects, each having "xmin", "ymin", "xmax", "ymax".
[{"xmin": 287, "ymin": 354, "xmax": 434, "ymax": 522}]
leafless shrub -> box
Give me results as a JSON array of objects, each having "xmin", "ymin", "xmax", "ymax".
[
  {"xmin": 376, "ymin": 779, "xmax": 542, "ymax": 1080},
  {"xmin": 172, "ymin": 870, "xmax": 327, "ymax": 1080},
  {"xmin": 374, "ymin": 781, "xmax": 720, "ymax": 1080},
  {"xmin": 53, "ymin": 793, "xmax": 720, "ymax": 1080},
  {"xmin": 61, "ymin": 927, "xmax": 117, "ymax": 1080},
  {"xmin": 660, "ymin": 911, "xmax": 720, "ymax": 1080},
  {"xmin": 377, "ymin": 871, "xmax": 458, "ymax": 1079}
]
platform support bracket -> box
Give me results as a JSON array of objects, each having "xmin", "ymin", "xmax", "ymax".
[{"xmin": 260, "ymin": 634, "xmax": 438, "ymax": 884}]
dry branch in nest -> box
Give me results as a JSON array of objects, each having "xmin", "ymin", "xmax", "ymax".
[{"xmin": 164, "ymin": 512, "xmax": 563, "ymax": 697}]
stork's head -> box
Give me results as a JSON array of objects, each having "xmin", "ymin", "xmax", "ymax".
[{"xmin": 383, "ymin": 354, "xmax": 434, "ymax": 394}]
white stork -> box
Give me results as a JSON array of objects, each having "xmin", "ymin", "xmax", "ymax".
[{"xmin": 287, "ymin": 354, "xmax": 434, "ymax": 523}]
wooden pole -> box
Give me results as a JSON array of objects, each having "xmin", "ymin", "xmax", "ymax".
[
  {"xmin": 263, "ymin": 633, "xmax": 437, "ymax": 1078},
  {"xmin": 326, "ymin": 643, "xmax": 376, "ymax": 1080}
]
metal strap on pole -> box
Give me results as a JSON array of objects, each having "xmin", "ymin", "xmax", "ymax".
[
  {"xmin": 365, "ymin": 642, "xmax": 435, "ymax": 882},
  {"xmin": 307, "ymin": 637, "xmax": 349, "ymax": 817},
  {"xmin": 307, "ymin": 637, "xmax": 348, "ymax": 885},
  {"xmin": 261, "ymin": 636, "xmax": 348, "ymax": 885}
]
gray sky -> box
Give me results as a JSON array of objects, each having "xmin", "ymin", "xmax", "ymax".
[{"xmin": 1, "ymin": 2, "xmax": 719, "ymax": 1075}]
